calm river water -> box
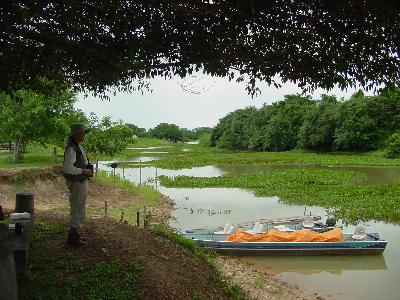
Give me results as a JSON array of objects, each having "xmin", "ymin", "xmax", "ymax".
[{"xmin": 99, "ymin": 158, "xmax": 400, "ymax": 300}]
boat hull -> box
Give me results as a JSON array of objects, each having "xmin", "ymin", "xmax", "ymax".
[{"xmin": 195, "ymin": 240, "xmax": 387, "ymax": 255}]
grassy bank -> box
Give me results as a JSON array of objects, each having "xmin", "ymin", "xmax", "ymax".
[
  {"xmin": 0, "ymin": 151, "xmax": 57, "ymax": 168},
  {"xmin": 91, "ymin": 171, "xmax": 162, "ymax": 223},
  {"xmin": 18, "ymin": 220, "xmax": 143, "ymax": 300},
  {"xmin": 18, "ymin": 216, "xmax": 246, "ymax": 300}
]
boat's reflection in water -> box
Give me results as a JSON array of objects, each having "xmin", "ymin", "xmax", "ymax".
[{"xmin": 239, "ymin": 254, "xmax": 388, "ymax": 276}]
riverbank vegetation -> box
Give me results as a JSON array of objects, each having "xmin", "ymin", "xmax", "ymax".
[
  {"xmin": 91, "ymin": 171, "xmax": 162, "ymax": 223},
  {"xmin": 210, "ymin": 88, "xmax": 400, "ymax": 157},
  {"xmin": 120, "ymin": 140, "xmax": 400, "ymax": 169}
]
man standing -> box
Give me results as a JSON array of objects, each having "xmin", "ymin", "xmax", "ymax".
[{"xmin": 63, "ymin": 123, "xmax": 93, "ymax": 246}]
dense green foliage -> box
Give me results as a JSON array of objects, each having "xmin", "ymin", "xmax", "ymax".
[
  {"xmin": 147, "ymin": 123, "xmax": 211, "ymax": 143},
  {"xmin": 18, "ymin": 220, "xmax": 143, "ymax": 300},
  {"xmin": 385, "ymin": 132, "xmax": 400, "ymax": 158},
  {"xmin": 211, "ymin": 88, "xmax": 400, "ymax": 153},
  {"xmin": 126, "ymin": 123, "xmax": 147, "ymax": 137},
  {"xmin": 148, "ymin": 123, "xmax": 184, "ymax": 143},
  {"xmin": 84, "ymin": 115, "xmax": 135, "ymax": 162},
  {"xmin": 2, "ymin": 1, "xmax": 399, "ymax": 97}
]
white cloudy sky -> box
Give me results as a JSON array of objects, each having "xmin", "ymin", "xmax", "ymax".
[{"xmin": 76, "ymin": 75, "xmax": 372, "ymax": 130}]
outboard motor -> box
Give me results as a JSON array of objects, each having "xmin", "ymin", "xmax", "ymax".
[{"xmin": 326, "ymin": 216, "xmax": 336, "ymax": 227}]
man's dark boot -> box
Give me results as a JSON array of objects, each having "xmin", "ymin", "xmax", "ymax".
[{"xmin": 67, "ymin": 228, "xmax": 87, "ymax": 247}]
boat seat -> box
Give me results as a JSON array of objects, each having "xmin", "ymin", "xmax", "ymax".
[
  {"xmin": 214, "ymin": 223, "xmax": 236, "ymax": 235},
  {"xmin": 302, "ymin": 216, "xmax": 315, "ymax": 228}
]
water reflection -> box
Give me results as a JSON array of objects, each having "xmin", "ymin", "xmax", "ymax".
[
  {"xmin": 126, "ymin": 146, "xmax": 172, "ymax": 150},
  {"xmin": 105, "ymin": 156, "xmax": 160, "ymax": 163},
  {"xmin": 240, "ymin": 255, "xmax": 388, "ymax": 275}
]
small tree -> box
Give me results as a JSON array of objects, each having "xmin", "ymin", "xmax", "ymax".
[
  {"xmin": 0, "ymin": 79, "xmax": 78, "ymax": 162},
  {"xmin": 149, "ymin": 123, "xmax": 183, "ymax": 143},
  {"xmin": 385, "ymin": 132, "xmax": 400, "ymax": 159}
]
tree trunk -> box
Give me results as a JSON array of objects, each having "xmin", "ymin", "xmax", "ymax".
[
  {"xmin": 53, "ymin": 146, "xmax": 58, "ymax": 163},
  {"xmin": 13, "ymin": 136, "xmax": 22, "ymax": 162}
]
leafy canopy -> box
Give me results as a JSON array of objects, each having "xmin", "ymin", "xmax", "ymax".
[
  {"xmin": 1, "ymin": 1, "xmax": 399, "ymax": 97},
  {"xmin": 149, "ymin": 123, "xmax": 183, "ymax": 143},
  {"xmin": 84, "ymin": 115, "xmax": 135, "ymax": 161},
  {"xmin": 0, "ymin": 79, "xmax": 79, "ymax": 145},
  {"xmin": 210, "ymin": 88, "xmax": 400, "ymax": 152}
]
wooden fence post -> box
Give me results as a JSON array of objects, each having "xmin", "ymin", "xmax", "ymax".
[{"xmin": 15, "ymin": 192, "xmax": 34, "ymax": 222}]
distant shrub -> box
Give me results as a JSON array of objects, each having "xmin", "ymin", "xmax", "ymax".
[
  {"xmin": 385, "ymin": 132, "xmax": 400, "ymax": 158},
  {"xmin": 199, "ymin": 133, "xmax": 211, "ymax": 147}
]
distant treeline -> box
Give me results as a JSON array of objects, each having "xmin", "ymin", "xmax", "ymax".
[
  {"xmin": 126, "ymin": 123, "xmax": 212, "ymax": 143},
  {"xmin": 210, "ymin": 88, "xmax": 400, "ymax": 154}
]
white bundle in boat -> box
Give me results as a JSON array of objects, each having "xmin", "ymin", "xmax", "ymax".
[
  {"xmin": 352, "ymin": 226, "xmax": 367, "ymax": 240},
  {"xmin": 246, "ymin": 222, "xmax": 265, "ymax": 234},
  {"xmin": 214, "ymin": 223, "xmax": 236, "ymax": 234}
]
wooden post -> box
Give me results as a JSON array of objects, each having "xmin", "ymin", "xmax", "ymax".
[
  {"xmin": 0, "ymin": 205, "xmax": 4, "ymax": 221},
  {"xmin": 155, "ymin": 167, "xmax": 158, "ymax": 190},
  {"xmin": 122, "ymin": 164, "xmax": 125, "ymax": 179},
  {"xmin": 15, "ymin": 192, "xmax": 34, "ymax": 222},
  {"xmin": 139, "ymin": 160, "xmax": 142, "ymax": 185},
  {"xmin": 0, "ymin": 252, "xmax": 18, "ymax": 300},
  {"xmin": 104, "ymin": 201, "xmax": 108, "ymax": 216},
  {"xmin": 143, "ymin": 207, "xmax": 147, "ymax": 228},
  {"xmin": 14, "ymin": 192, "xmax": 34, "ymax": 277},
  {"xmin": 144, "ymin": 215, "xmax": 148, "ymax": 228},
  {"xmin": 136, "ymin": 211, "xmax": 140, "ymax": 226}
]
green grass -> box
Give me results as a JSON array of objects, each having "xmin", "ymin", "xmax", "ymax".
[
  {"xmin": 130, "ymin": 138, "xmax": 171, "ymax": 147},
  {"xmin": 149, "ymin": 148, "xmax": 400, "ymax": 169},
  {"xmin": 18, "ymin": 219, "xmax": 143, "ymax": 300},
  {"xmin": 159, "ymin": 168, "xmax": 400, "ymax": 223},
  {"xmin": 115, "ymin": 139, "xmax": 400, "ymax": 169},
  {"xmin": 92, "ymin": 171, "xmax": 162, "ymax": 223},
  {"xmin": 0, "ymin": 151, "xmax": 57, "ymax": 168}
]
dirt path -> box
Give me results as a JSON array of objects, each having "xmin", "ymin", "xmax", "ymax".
[{"xmin": 0, "ymin": 167, "xmax": 323, "ymax": 300}]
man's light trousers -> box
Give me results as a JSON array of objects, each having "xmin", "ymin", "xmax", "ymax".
[{"xmin": 66, "ymin": 179, "xmax": 88, "ymax": 229}]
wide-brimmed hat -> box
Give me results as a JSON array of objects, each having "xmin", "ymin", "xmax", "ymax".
[{"xmin": 69, "ymin": 123, "xmax": 90, "ymax": 136}]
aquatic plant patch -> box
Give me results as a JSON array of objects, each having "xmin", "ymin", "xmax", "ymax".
[{"xmin": 159, "ymin": 168, "xmax": 400, "ymax": 223}]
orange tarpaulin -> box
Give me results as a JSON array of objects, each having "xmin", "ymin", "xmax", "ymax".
[{"xmin": 226, "ymin": 228, "xmax": 344, "ymax": 243}]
